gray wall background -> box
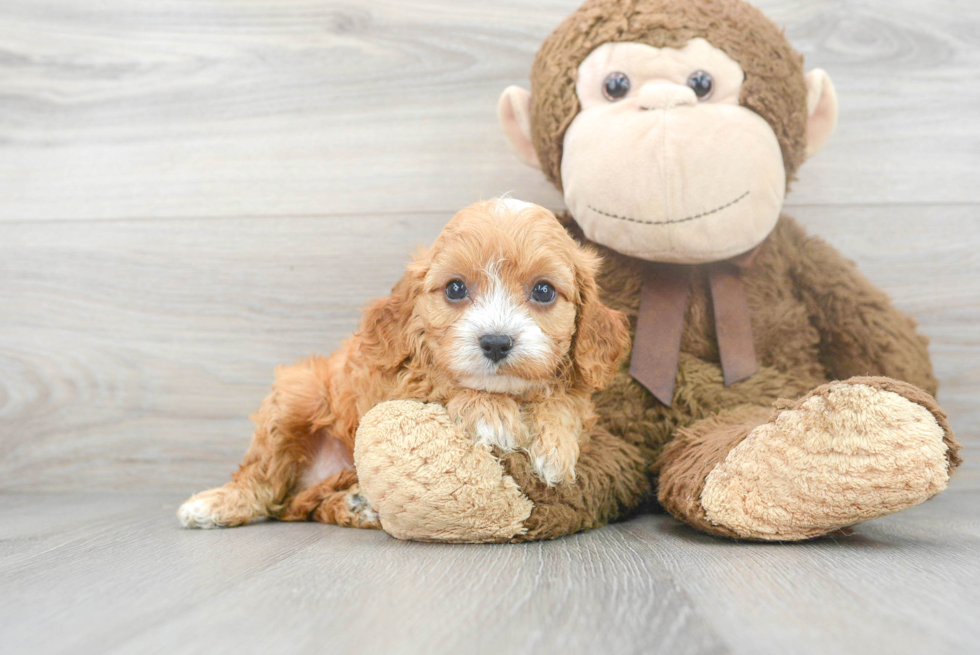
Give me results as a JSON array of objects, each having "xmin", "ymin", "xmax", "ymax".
[{"xmin": 1, "ymin": 0, "xmax": 977, "ymax": 493}]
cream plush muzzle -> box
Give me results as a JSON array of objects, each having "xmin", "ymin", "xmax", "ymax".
[
  {"xmin": 561, "ymin": 40, "xmax": 785, "ymax": 264},
  {"xmin": 499, "ymin": 36, "xmax": 838, "ymax": 265}
]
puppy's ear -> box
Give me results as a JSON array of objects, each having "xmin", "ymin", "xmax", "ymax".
[
  {"xmin": 358, "ymin": 255, "xmax": 427, "ymax": 370},
  {"xmin": 572, "ymin": 248, "xmax": 631, "ymax": 390}
]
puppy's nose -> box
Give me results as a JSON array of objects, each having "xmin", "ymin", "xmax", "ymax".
[{"xmin": 479, "ymin": 334, "xmax": 514, "ymax": 363}]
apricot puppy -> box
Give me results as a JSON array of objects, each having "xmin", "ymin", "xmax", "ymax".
[{"xmin": 178, "ymin": 199, "xmax": 630, "ymax": 529}]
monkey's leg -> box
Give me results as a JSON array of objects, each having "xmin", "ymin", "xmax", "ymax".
[
  {"xmin": 656, "ymin": 377, "xmax": 962, "ymax": 540},
  {"xmin": 178, "ymin": 356, "xmax": 335, "ymax": 529}
]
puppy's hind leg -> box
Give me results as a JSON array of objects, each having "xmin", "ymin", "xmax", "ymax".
[
  {"xmin": 279, "ymin": 470, "xmax": 381, "ymax": 529},
  {"xmin": 178, "ymin": 356, "xmax": 335, "ymax": 529}
]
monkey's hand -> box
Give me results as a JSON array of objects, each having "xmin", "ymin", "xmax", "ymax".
[
  {"xmin": 354, "ymin": 400, "xmax": 533, "ymax": 543},
  {"xmin": 354, "ymin": 400, "xmax": 649, "ymax": 543}
]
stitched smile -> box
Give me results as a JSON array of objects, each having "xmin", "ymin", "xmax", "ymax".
[{"xmin": 587, "ymin": 190, "xmax": 750, "ymax": 226}]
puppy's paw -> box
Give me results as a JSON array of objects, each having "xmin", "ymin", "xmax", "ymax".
[
  {"xmin": 343, "ymin": 484, "xmax": 381, "ymax": 529},
  {"xmin": 446, "ymin": 391, "xmax": 526, "ymax": 454},
  {"xmin": 177, "ymin": 484, "xmax": 271, "ymax": 529},
  {"xmin": 472, "ymin": 417, "xmax": 519, "ymax": 452},
  {"xmin": 178, "ymin": 489, "xmax": 228, "ymax": 529},
  {"xmin": 528, "ymin": 439, "xmax": 579, "ymax": 486}
]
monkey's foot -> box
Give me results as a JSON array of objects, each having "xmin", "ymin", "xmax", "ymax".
[
  {"xmin": 700, "ymin": 377, "xmax": 961, "ymax": 541},
  {"xmin": 354, "ymin": 400, "xmax": 533, "ymax": 543}
]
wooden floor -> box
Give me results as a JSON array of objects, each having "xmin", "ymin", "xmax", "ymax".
[
  {"xmin": 2, "ymin": 1, "xmax": 980, "ymax": 653},
  {"xmin": 1, "ymin": 491, "xmax": 978, "ymax": 655}
]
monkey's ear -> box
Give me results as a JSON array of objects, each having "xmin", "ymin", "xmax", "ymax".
[
  {"xmin": 498, "ymin": 86, "xmax": 542, "ymax": 169},
  {"xmin": 804, "ymin": 69, "xmax": 838, "ymax": 158}
]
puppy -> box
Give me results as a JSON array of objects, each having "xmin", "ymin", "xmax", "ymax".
[{"xmin": 178, "ymin": 199, "xmax": 631, "ymax": 529}]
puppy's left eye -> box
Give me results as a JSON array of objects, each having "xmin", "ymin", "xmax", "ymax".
[
  {"xmin": 530, "ymin": 281, "xmax": 557, "ymax": 304},
  {"xmin": 445, "ymin": 279, "xmax": 468, "ymax": 301}
]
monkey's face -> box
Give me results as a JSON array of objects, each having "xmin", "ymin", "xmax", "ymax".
[
  {"xmin": 499, "ymin": 28, "xmax": 837, "ymax": 266},
  {"xmin": 561, "ymin": 38, "xmax": 784, "ymax": 264}
]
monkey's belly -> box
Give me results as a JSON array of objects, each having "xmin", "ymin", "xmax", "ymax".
[{"xmin": 591, "ymin": 351, "xmax": 825, "ymax": 470}]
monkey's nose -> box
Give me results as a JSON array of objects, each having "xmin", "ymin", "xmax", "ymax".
[
  {"xmin": 638, "ymin": 84, "xmax": 697, "ymax": 111},
  {"xmin": 479, "ymin": 334, "xmax": 514, "ymax": 363}
]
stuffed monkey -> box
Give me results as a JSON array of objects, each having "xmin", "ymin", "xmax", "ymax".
[{"xmin": 354, "ymin": 0, "xmax": 962, "ymax": 542}]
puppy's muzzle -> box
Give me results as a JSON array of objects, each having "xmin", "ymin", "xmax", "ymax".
[{"xmin": 480, "ymin": 334, "xmax": 514, "ymax": 363}]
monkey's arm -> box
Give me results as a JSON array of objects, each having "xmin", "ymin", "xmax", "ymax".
[
  {"xmin": 498, "ymin": 425, "xmax": 649, "ymax": 541},
  {"xmin": 785, "ymin": 219, "xmax": 938, "ymax": 394},
  {"xmin": 354, "ymin": 400, "xmax": 648, "ymax": 543}
]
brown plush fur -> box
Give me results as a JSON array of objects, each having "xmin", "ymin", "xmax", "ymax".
[
  {"xmin": 529, "ymin": 0, "xmax": 810, "ymax": 191},
  {"xmin": 474, "ymin": 0, "xmax": 960, "ymax": 540},
  {"xmin": 585, "ymin": 214, "xmax": 941, "ymax": 464},
  {"xmin": 179, "ymin": 200, "xmax": 631, "ymax": 527},
  {"xmin": 497, "ymin": 214, "xmax": 962, "ymax": 539},
  {"xmin": 655, "ymin": 405, "xmax": 770, "ymax": 539},
  {"xmin": 500, "ymin": 426, "xmax": 651, "ymax": 542}
]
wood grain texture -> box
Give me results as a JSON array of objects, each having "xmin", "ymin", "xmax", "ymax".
[
  {"xmin": 1, "ymin": 4, "xmax": 978, "ymax": 651},
  {"xmin": 1, "ymin": 491, "xmax": 977, "ymax": 655},
  {"xmin": 624, "ymin": 489, "xmax": 980, "ymax": 655},
  {"xmin": 0, "ymin": 493, "xmax": 727, "ymax": 655},
  {"xmin": 0, "ymin": 0, "xmax": 978, "ymax": 223},
  {"xmin": 0, "ymin": 212, "xmax": 448, "ymax": 491},
  {"xmin": 1, "ymin": 205, "xmax": 977, "ymax": 492}
]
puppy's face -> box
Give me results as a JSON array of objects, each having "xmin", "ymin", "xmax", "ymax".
[{"xmin": 413, "ymin": 199, "xmax": 613, "ymax": 394}]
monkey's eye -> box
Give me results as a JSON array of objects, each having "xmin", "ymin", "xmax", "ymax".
[
  {"xmin": 602, "ymin": 72, "xmax": 631, "ymax": 101},
  {"xmin": 530, "ymin": 281, "xmax": 557, "ymax": 304},
  {"xmin": 686, "ymin": 70, "xmax": 713, "ymax": 100},
  {"xmin": 445, "ymin": 279, "xmax": 468, "ymax": 302}
]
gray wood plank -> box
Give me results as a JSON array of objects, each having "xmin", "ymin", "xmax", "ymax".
[
  {"xmin": 0, "ymin": 494, "xmax": 346, "ymax": 655},
  {"xmin": 1, "ymin": 3, "xmax": 977, "ymax": 653},
  {"xmin": 2, "ymin": 492, "xmax": 978, "ymax": 655},
  {"xmin": 0, "ymin": 494, "xmax": 726, "ymax": 655},
  {"xmin": 1, "ymin": 204, "xmax": 978, "ymax": 492},
  {"xmin": 0, "ymin": 212, "xmax": 446, "ymax": 492},
  {"xmin": 622, "ymin": 490, "xmax": 980, "ymax": 655},
  {"xmin": 0, "ymin": 493, "xmax": 158, "ymax": 567},
  {"xmin": 0, "ymin": 0, "xmax": 978, "ymax": 223}
]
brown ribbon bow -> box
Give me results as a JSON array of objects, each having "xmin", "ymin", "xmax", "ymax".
[{"xmin": 629, "ymin": 250, "xmax": 759, "ymax": 407}]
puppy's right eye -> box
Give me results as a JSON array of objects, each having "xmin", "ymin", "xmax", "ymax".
[
  {"xmin": 530, "ymin": 281, "xmax": 557, "ymax": 304},
  {"xmin": 445, "ymin": 279, "xmax": 468, "ymax": 302}
]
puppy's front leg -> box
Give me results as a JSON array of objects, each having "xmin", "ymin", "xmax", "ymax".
[
  {"xmin": 524, "ymin": 395, "xmax": 592, "ymax": 486},
  {"xmin": 446, "ymin": 390, "xmax": 527, "ymax": 453}
]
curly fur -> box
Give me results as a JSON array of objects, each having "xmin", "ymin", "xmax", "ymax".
[{"xmin": 178, "ymin": 200, "xmax": 630, "ymax": 527}]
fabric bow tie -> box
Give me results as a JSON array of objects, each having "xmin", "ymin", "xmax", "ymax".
[{"xmin": 628, "ymin": 250, "xmax": 759, "ymax": 407}]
